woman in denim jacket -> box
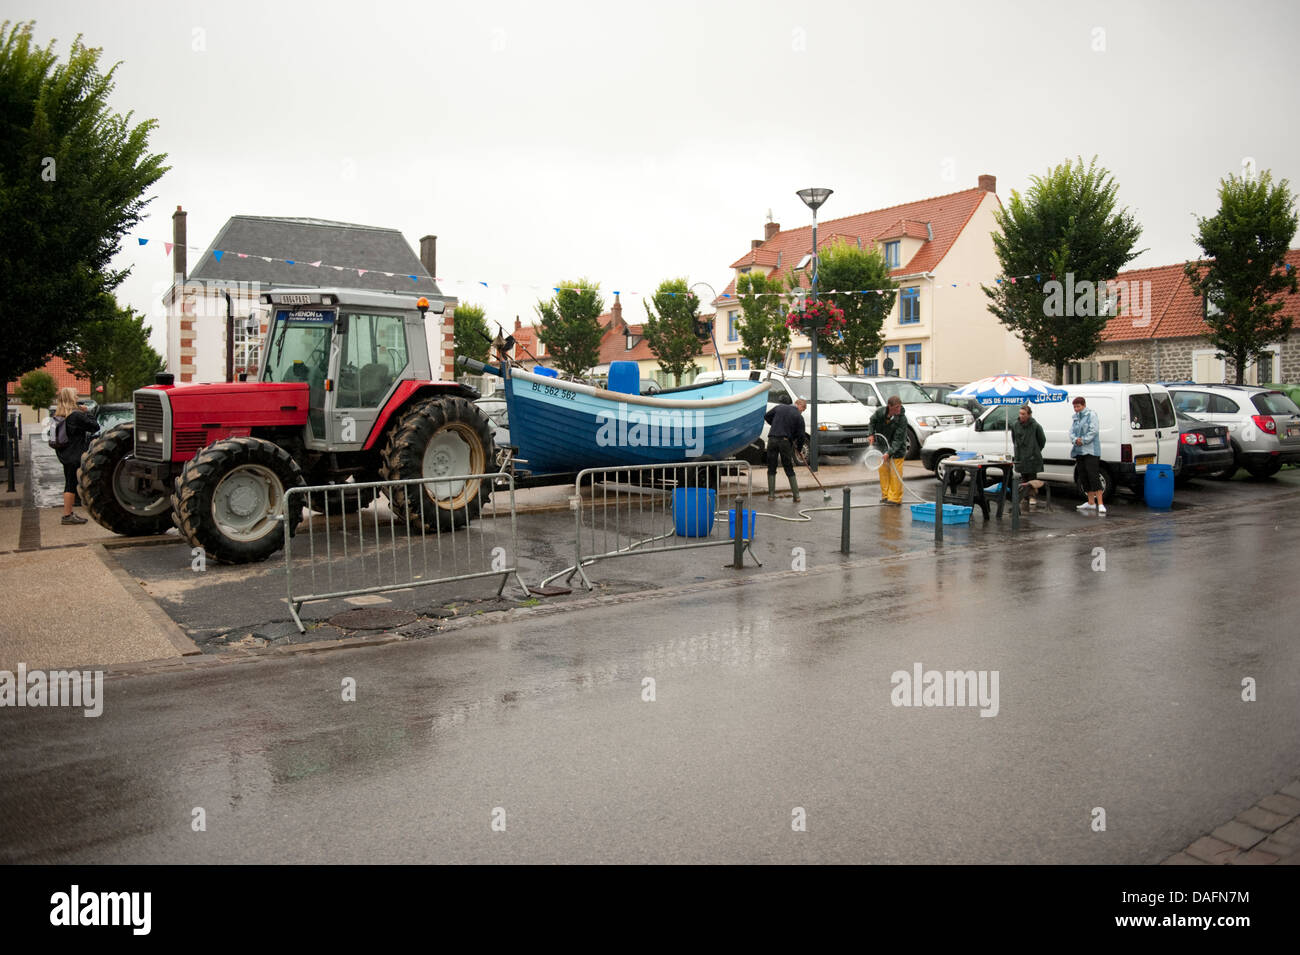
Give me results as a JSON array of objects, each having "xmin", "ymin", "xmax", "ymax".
[{"xmin": 1069, "ymin": 396, "xmax": 1104, "ymax": 514}]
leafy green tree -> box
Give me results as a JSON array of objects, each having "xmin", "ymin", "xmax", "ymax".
[
  {"xmin": 0, "ymin": 21, "xmax": 169, "ymax": 430},
  {"xmin": 735, "ymin": 272, "xmax": 791, "ymax": 368},
  {"xmin": 66, "ymin": 296, "xmax": 165, "ymax": 400},
  {"xmin": 814, "ymin": 239, "xmax": 897, "ymax": 374},
  {"xmin": 14, "ymin": 369, "xmax": 56, "ymax": 417},
  {"xmin": 983, "ymin": 156, "xmax": 1143, "ymax": 384},
  {"xmin": 1184, "ymin": 170, "xmax": 1298, "ymax": 384},
  {"xmin": 642, "ymin": 278, "xmax": 702, "ymax": 386},
  {"xmin": 535, "ymin": 279, "xmax": 605, "ymax": 379},
  {"xmin": 452, "ymin": 302, "xmax": 492, "ymax": 373}
]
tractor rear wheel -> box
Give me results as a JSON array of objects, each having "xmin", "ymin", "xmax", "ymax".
[
  {"xmin": 78, "ymin": 424, "xmax": 175, "ymax": 536},
  {"xmin": 381, "ymin": 396, "xmax": 494, "ymax": 530},
  {"xmin": 172, "ymin": 437, "xmax": 304, "ymax": 564}
]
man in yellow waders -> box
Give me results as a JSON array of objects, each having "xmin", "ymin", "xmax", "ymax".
[{"xmin": 868, "ymin": 395, "xmax": 909, "ymax": 505}]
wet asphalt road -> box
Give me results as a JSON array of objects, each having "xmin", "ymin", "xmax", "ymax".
[{"xmin": 2, "ymin": 491, "xmax": 1298, "ymax": 863}]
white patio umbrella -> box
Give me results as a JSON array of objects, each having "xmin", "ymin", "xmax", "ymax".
[{"xmin": 949, "ymin": 374, "xmax": 1069, "ymax": 457}]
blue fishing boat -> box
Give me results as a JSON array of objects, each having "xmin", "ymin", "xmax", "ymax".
[{"xmin": 480, "ymin": 360, "xmax": 768, "ymax": 478}]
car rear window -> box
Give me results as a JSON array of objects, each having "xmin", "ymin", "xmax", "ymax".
[
  {"xmin": 1152, "ymin": 392, "xmax": 1175, "ymax": 428},
  {"xmin": 1252, "ymin": 391, "xmax": 1300, "ymax": 415},
  {"xmin": 1129, "ymin": 393, "xmax": 1158, "ymax": 430}
]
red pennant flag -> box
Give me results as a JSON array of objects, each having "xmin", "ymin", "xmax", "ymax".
[{"xmin": 164, "ymin": 242, "xmax": 173, "ymax": 256}]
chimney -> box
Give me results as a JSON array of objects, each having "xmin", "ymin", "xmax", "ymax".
[
  {"xmin": 765, "ymin": 220, "xmax": 780, "ymax": 241},
  {"xmin": 419, "ymin": 234, "xmax": 437, "ymax": 278},
  {"xmin": 751, "ymin": 239, "xmax": 763, "ymax": 250},
  {"xmin": 514, "ymin": 317, "xmax": 522, "ymax": 331},
  {"xmin": 611, "ymin": 292, "xmax": 623, "ymax": 330},
  {"xmin": 172, "ymin": 205, "xmax": 187, "ymax": 280},
  {"xmin": 978, "ymin": 174, "xmax": 997, "ymax": 193}
]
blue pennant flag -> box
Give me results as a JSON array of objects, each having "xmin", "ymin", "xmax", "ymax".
[
  {"xmin": 213, "ymin": 250, "xmax": 224, "ymax": 262},
  {"xmin": 286, "ymin": 260, "xmax": 295, "ymax": 266},
  {"xmin": 138, "ymin": 238, "xmax": 148, "ymax": 246}
]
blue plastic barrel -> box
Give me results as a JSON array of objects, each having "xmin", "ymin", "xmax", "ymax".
[
  {"xmin": 1144, "ymin": 464, "xmax": 1174, "ymax": 509},
  {"xmin": 673, "ymin": 487, "xmax": 717, "ymax": 537},
  {"xmin": 728, "ymin": 508, "xmax": 757, "ymax": 540}
]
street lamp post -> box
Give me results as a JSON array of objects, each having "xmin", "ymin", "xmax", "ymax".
[{"xmin": 797, "ymin": 187, "xmax": 832, "ymax": 471}]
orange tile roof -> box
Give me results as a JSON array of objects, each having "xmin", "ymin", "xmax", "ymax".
[
  {"xmin": 6, "ymin": 355, "xmax": 92, "ymax": 397},
  {"xmin": 717, "ymin": 185, "xmax": 991, "ymax": 301},
  {"xmin": 874, "ymin": 218, "xmax": 932, "ymax": 241},
  {"xmin": 597, "ymin": 310, "xmax": 658, "ymax": 364},
  {"xmin": 729, "ymin": 247, "xmax": 783, "ymax": 269},
  {"xmin": 1100, "ymin": 248, "xmax": 1300, "ymax": 342}
]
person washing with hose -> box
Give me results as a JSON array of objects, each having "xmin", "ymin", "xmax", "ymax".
[
  {"xmin": 868, "ymin": 395, "xmax": 909, "ymax": 506},
  {"xmin": 765, "ymin": 397, "xmax": 808, "ymax": 502}
]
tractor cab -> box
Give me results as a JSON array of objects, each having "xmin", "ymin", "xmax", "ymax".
[{"xmin": 259, "ymin": 289, "xmax": 441, "ymax": 451}]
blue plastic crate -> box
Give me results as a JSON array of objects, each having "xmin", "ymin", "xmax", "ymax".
[{"xmin": 910, "ymin": 502, "xmax": 972, "ymax": 524}]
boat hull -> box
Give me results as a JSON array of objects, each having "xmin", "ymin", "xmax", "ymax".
[{"xmin": 501, "ymin": 370, "xmax": 768, "ymax": 476}]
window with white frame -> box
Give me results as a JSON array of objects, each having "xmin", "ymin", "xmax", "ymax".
[
  {"xmin": 233, "ymin": 315, "xmax": 262, "ymax": 377},
  {"xmin": 1244, "ymin": 345, "xmax": 1281, "ymax": 385}
]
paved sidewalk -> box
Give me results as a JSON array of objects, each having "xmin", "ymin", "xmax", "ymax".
[
  {"xmin": 1164, "ymin": 776, "xmax": 1300, "ymax": 865},
  {"xmin": 0, "ymin": 436, "xmax": 198, "ymax": 670}
]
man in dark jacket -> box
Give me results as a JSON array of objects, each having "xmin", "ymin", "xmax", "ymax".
[
  {"xmin": 765, "ymin": 398, "xmax": 807, "ymax": 502},
  {"xmin": 868, "ymin": 396, "xmax": 909, "ymax": 505},
  {"xmin": 1010, "ymin": 403, "xmax": 1046, "ymax": 507}
]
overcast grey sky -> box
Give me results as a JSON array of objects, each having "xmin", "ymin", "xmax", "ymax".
[{"xmin": 8, "ymin": 0, "xmax": 1299, "ymax": 351}]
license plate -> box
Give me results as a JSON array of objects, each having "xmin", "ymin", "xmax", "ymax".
[
  {"xmin": 1207, "ymin": 437, "xmax": 1224, "ymax": 447},
  {"xmin": 1136, "ymin": 454, "xmax": 1156, "ymax": 465},
  {"xmin": 1289, "ymin": 426, "xmax": 1299, "ymax": 438},
  {"xmin": 852, "ymin": 437, "xmax": 868, "ymax": 444}
]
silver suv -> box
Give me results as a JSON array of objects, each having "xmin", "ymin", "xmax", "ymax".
[
  {"xmin": 1166, "ymin": 384, "xmax": 1300, "ymax": 478},
  {"xmin": 835, "ymin": 376, "xmax": 973, "ymax": 459}
]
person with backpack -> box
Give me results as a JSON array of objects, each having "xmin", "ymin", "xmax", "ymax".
[{"xmin": 50, "ymin": 387, "xmax": 99, "ymax": 525}]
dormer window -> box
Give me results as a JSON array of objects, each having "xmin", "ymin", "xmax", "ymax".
[
  {"xmin": 1204, "ymin": 294, "xmax": 1223, "ymax": 319},
  {"xmin": 884, "ymin": 242, "xmax": 900, "ymax": 268},
  {"xmin": 626, "ymin": 335, "xmax": 635, "ymax": 351}
]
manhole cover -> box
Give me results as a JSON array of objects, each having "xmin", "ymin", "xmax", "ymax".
[{"xmin": 328, "ymin": 608, "xmax": 418, "ymax": 630}]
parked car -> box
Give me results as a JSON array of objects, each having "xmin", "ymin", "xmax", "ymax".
[
  {"xmin": 921, "ymin": 382, "xmax": 985, "ymax": 417},
  {"xmin": 474, "ymin": 396, "xmax": 511, "ymax": 448},
  {"xmin": 835, "ymin": 376, "xmax": 973, "ymax": 459},
  {"xmin": 920, "ymin": 382, "xmax": 1179, "ymax": 502},
  {"xmin": 1173, "ymin": 411, "xmax": 1233, "ymax": 484},
  {"xmin": 694, "ymin": 369, "xmax": 874, "ymax": 459},
  {"xmin": 1166, "ymin": 384, "xmax": 1300, "ymax": 479}
]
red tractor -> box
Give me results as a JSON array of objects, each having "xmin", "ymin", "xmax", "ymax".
[{"xmin": 79, "ymin": 288, "xmax": 496, "ymax": 563}]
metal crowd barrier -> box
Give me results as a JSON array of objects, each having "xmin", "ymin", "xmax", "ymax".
[
  {"xmin": 283, "ymin": 472, "xmax": 529, "ymax": 632},
  {"xmin": 554, "ymin": 459, "xmax": 759, "ymax": 591}
]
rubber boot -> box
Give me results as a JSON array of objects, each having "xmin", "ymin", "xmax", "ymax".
[
  {"xmin": 767, "ymin": 473, "xmax": 776, "ymax": 501},
  {"xmin": 789, "ymin": 473, "xmax": 800, "ymax": 503}
]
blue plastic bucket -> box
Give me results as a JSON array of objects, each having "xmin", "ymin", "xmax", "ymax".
[
  {"xmin": 728, "ymin": 508, "xmax": 757, "ymax": 540},
  {"xmin": 1144, "ymin": 464, "xmax": 1174, "ymax": 509},
  {"xmin": 673, "ymin": 487, "xmax": 717, "ymax": 537}
]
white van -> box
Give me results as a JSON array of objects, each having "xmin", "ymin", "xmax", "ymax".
[
  {"xmin": 694, "ymin": 368, "xmax": 874, "ymax": 459},
  {"xmin": 918, "ymin": 383, "xmax": 1179, "ymax": 501}
]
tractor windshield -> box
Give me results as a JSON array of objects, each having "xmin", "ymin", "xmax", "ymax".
[{"xmin": 262, "ymin": 309, "xmax": 335, "ymax": 385}]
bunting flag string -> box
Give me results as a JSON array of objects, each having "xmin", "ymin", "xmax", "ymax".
[{"xmin": 127, "ymin": 232, "xmax": 1298, "ymax": 304}]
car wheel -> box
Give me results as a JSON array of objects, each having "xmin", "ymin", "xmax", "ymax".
[
  {"xmin": 935, "ymin": 454, "xmax": 966, "ymax": 488},
  {"xmin": 1244, "ymin": 460, "xmax": 1282, "ymax": 479},
  {"xmin": 905, "ymin": 428, "xmax": 920, "ymax": 460}
]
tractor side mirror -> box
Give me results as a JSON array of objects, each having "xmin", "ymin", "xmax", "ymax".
[{"xmin": 336, "ymin": 314, "xmax": 349, "ymax": 334}]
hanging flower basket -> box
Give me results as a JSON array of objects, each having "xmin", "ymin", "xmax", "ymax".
[{"xmin": 786, "ymin": 298, "xmax": 846, "ymax": 336}]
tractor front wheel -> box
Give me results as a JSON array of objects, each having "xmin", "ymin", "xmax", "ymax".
[
  {"xmin": 381, "ymin": 396, "xmax": 494, "ymax": 530},
  {"xmin": 78, "ymin": 424, "xmax": 175, "ymax": 536},
  {"xmin": 172, "ymin": 437, "xmax": 303, "ymax": 564}
]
